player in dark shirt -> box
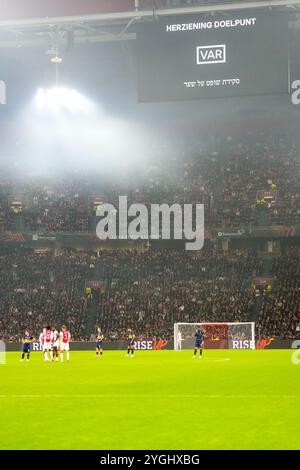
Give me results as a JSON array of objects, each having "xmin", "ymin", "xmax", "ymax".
[
  {"xmin": 127, "ymin": 329, "xmax": 135, "ymax": 357},
  {"xmin": 20, "ymin": 330, "xmax": 35, "ymax": 362},
  {"xmin": 96, "ymin": 328, "xmax": 104, "ymax": 357},
  {"xmin": 194, "ymin": 328, "xmax": 205, "ymax": 359}
]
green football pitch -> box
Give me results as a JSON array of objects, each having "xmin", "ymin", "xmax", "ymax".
[{"xmin": 0, "ymin": 350, "xmax": 299, "ymax": 450}]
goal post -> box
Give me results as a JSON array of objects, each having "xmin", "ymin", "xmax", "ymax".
[{"xmin": 174, "ymin": 322, "xmax": 255, "ymax": 350}]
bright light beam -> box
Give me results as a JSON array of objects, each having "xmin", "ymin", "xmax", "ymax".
[{"xmin": 34, "ymin": 87, "xmax": 95, "ymax": 114}]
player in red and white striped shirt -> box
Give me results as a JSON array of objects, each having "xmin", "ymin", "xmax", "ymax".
[
  {"xmin": 43, "ymin": 326, "xmax": 54, "ymax": 362},
  {"xmin": 39, "ymin": 329, "xmax": 45, "ymax": 349},
  {"xmin": 59, "ymin": 325, "xmax": 71, "ymax": 362}
]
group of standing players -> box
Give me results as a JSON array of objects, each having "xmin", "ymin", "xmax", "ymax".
[
  {"xmin": 21, "ymin": 326, "xmax": 204, "ymax": 361},
  {"xmin": 21, "ymin": 325, "xmax": 71, "ymax": 362},
  {"xmin": 96, "ymin": 328, "xmax": 135, "ymax": 357}
]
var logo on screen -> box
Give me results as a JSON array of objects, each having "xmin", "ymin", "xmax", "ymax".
[{"xmin": 196, "ymin": 45, "xmax": 226, "ymax": 65}]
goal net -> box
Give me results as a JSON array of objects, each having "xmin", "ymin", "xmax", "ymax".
[{"xmin": 174, "ymin": 322, "xmax": 255, "ymax": 350}]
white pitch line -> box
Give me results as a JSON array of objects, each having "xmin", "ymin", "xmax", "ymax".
[
  {"xmin": 0, "ymin": 394, "xmax": 298, "ymax": 399},
  {"xmin": 202, "ymin": 358, "xmax": 231, "ymax": 361}
]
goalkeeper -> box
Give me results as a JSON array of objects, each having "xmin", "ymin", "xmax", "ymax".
[{"xmin": 193, "ymin": 328, "xmax": 205, "ymax": 359}]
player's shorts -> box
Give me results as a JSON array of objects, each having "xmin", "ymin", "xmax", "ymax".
[
  {"xmin": 195, "ymin": 340, "xmax": 203, "ymax": 348},
  {"xmin": 43, "ymin": 342, "xmax": 52, "ymax": 351},
  {"xmin": 23, "ymin": 344, "xmax": 30, "ymax": 353},
  {"xmin": 96, "ymin": 341, "xmax": 103, "ymax": 349},
  {"xmin": 60, "ymin": 343, "xmax": 70, "ymax": 351}
]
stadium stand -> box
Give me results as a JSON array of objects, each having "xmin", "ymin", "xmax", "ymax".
[
  {"xmin": 257, "ymin": 246, "xmax": 300, "ymax": 339},
  {"xmin": 0, "ymin": 131, "xmax": 299, "ymax": 342},
  {"xmin": 0, "ymin": 243, "xmax": 298, "ymax": 341},
  {"xmin": 0, "ymin": 133, "xmax": 299, "ymax": 231},
  {"xmin": 0, "ymin": 249, "xmax": 95, "ymax": 341},
  {"xmin": 95, "ymin": 247, "xmax": 260, "ymax": 340}
]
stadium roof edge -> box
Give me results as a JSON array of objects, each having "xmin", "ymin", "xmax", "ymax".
[{"xmin": 0, "ymin": 0, "xmax": 299, "ymax": 30}]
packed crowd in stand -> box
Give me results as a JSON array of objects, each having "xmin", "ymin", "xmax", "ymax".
[
  {"xmin": 0, "ymin": 244, "xmax": 299, "ymax": 341},
  {"xmin": 214, "ymin": 136, "xmax": 300, "ymax": 227},
  {"xmin": 0, "ymin": 133, "xmax": 299, "ymax": 232},
  {"xmin": 96, "ymin": 247, "xmax": 259, "ymax": 340},
  {"xmin": 0, "ymin": 131, "xmax": 299, "ymax": 341},
  {"xmin": 0, "ymin": 249, "xmax": 95, "ymax": 341},
  {"xmin": 258, "ymin": 246, "xmax": 300, "ymax": 339}
]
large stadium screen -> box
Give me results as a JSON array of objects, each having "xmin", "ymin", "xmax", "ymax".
[{"xmin": 137, "ymin": 11, "xmax": 289, "ymax": 102}]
